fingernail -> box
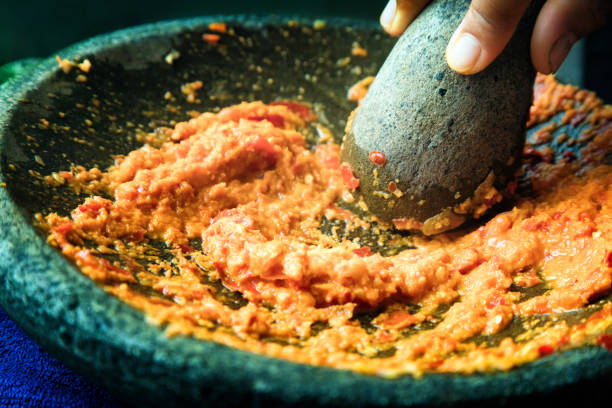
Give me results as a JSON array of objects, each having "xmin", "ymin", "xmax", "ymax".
[
  {"xmin": 446, "ymin": 32, "xmax": 481, "ymax": 73},
  {"xmin": 549, "ymin": 32, "xmax": 578, "ymax": 73},
  {"xmin": 380, "ymin": 0, "xmax": 396, "ymax": 28}
]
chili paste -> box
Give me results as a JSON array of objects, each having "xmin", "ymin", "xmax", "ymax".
[{"xmin": 41, "ymin": 75, "xmax": 612, "ymax": 377}]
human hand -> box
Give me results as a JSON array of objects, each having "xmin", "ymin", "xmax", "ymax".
[{"xmin": 379, "ymin": 0, "xmax": 611, "ymax": 75}]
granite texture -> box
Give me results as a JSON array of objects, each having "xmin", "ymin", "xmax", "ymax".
[
  {"xmin": 0, "ymin": 16, "xmax": 611, "ymax": 407},
  {"xmin": 342, "ymin": 0, "xmax": 541, "ymax": 224}
]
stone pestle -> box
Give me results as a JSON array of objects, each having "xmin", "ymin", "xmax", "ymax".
[{"xmin": 341, "ymin": 0, "xmax": 543, "ymax": 234}]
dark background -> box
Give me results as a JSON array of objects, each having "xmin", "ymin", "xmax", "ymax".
[{"xmin": 0, "ymin": 0, "xmax": 610, "ymax": 100}]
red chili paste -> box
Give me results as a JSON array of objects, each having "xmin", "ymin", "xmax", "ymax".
[{"xmin": 40, "ymin": 75, "xmax": 612, "ymax": 377}]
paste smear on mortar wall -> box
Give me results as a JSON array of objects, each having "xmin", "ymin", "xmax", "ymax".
[{"xmin": 39, "ymin": 75, "xmax": 612, "ymax": 377}]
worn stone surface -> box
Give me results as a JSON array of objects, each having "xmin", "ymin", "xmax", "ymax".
[
  {"xmin": 342, "ymin": 0, "xmax": 541, "ymax": 224},
  {"xmin": 0, "ymin": 15, "xmax": 610, "ymax": 407}
]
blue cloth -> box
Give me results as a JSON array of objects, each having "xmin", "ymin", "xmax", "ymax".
[{"xmin": 0, "ymin": 307, "xmax": 117, "ymax": 407}]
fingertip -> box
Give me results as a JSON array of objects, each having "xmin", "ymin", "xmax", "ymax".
[
  {"xmin": 380, "ymin": 0, "xmax": 431, "ymax": 37},
  {"xmin": 381, "ymin": 23, "xmax": 406, "ymax": 38},
  {"xmin": 548, "ymin": 32, "xmax": 579, "ymax": 73},
  {"xmin": 380, "ymin": 0, "xmax": 407, "ymax": 37},
  {"xmin": 530, "ymin": 0, "xmax": 568, "ymax": 74},
  {"xmin": 380, "ymin": 0, "xmax": 398, "ymax": 34},
  {"xmin": 445, "ymin": 31, "xmax": 483, "ymax": 74},
  {"xmin": 531, "ymin": 0, "xmax": 606, "ymax": 74},
  {"xmin": 447, "ymin": 0, "xmax": 531, "ymax": 75}
]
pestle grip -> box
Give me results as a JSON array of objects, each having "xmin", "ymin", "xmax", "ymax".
[{"xmin": 341, "ymin": 0, "xmax": 544, "ymax": 234}]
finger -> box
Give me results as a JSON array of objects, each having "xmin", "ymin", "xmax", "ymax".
[
  {"xmin": 380, "ymin": 0, "xmax": 431, "ymax": 37},
  {"xmin": 445, "ymin": 0, "xmax": 532, "ymax": 74},
  {"xmin": 531, "ymin": 0, "xmax": 611, "ymax": 74}
]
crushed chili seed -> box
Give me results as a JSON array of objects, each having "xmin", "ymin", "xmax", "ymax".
[
  {"xmin": 203, "ymin": 34, "xmax": 220, "ymax": 46},
  {"xmin": 352, "ymin": 246, "xmax": 373, "ymax": 257},
  {"xmin": 538, "ymin": 344, "xmax": 555, "ymax": 356},
  {"xmin": 596, "ymin": 334, "xmax": 612, "ymax": 351},
  {"xmin": 369, "ymin": 151, "xmax": 386, "ymax": 166},
  {"xmin": 340, "ymin": 163, "xmax": 360, "ymax": 190}
]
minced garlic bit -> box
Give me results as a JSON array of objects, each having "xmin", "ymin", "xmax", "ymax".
[
  {"xmin": 164, "ymin": 50, "xmax": 181, "ymax": 65},
  {"xmin": 313, "ymin": 20, "xmax": 326, "ymax": 30},
  {"xmin": 342, "ymin": 190, "xmax": 355, "ymax": 203},
  {"xmin": 56, "ymin": 56, "xmax": 73, "ymax": 73},
  {"xmin": 357, "ymin": 197, "xmax": 369, "ymax": 212},
  {"xmin": 77, "ymin": 59, "xmax": 92, "ymax": 73},
  {"xmin": 392, "ymin": 187, "xmax": 404, "ymax": 198},
  {"xmin": 34, "ymin": 155, "xmax": 45, "ymax": 167},
  {"xmin": 181, "ymin": 80, "xmax": 203, "ymax": 103},
  {"xmin": 373, "ymin": 190, "xmax": 392, "ymax": 199},
  {"xmin": 315, "ymin": 124, "xmax": 334, "ymax": 143},
  {"xmin": 336, "ymin": 57, "xmax": 351, "ymax": 67},
  {"xmin": 351, "ymin": 42, "xmax": 368, "ymax": 57},
  {"xmin": 56, "ymin": 56, "xmax": 92, "ymax": 74},
  {"xmin": 45, "ymin": 172, "xmax": 66, "ymax": 187},
  {"xmin": 347, "ymin": 76, "xmax": 374, "ymax": 102},
  {"xmin": 453, "ymin": 171, "xmax": 502, "ymax": 218}
]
